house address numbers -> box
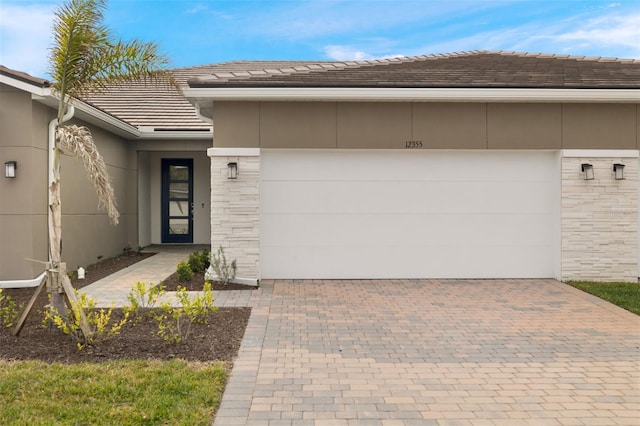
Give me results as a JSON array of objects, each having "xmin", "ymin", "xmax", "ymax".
[{"xmin": 405, "ymin": 140, "xmax": 423, "ymax": 149}]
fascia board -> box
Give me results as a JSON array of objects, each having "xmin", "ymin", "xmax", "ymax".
[
  {"xmin": 184, "ymin": 87, "xmax": 640, "ymax": 103},
  {"xmin": 30, "ymin": 89, "xmax": 142, "ymax": 138},
  {"xmin": 0, "ymin": 74, "xmax": 50, "ymax": 96},
  {"xmin": 137, "ymin": 130, "xmax": 212, "ymax": 140}
]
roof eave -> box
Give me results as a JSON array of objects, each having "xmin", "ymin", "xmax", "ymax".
[
  {"xmin": 136, "ymin": 127, "xmax": 212, "ymax": 140},
  {"xmin": 183, "ymin": 87, "xmax": 640, "ymax": 103},
  {"xmin": 0, "ymin": 72, "xmax": 50, "ymax": 96},
  {"xmin": 32, "ymin": 93, "xmax": 142, "ymax": 138}
]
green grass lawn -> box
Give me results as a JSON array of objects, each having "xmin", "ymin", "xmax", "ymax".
[
  {"xmin": 0, "ymin": 359, "xmax": 227, "ymax": 425},
  {"xmin": 566, "ymin": 281, "xmax": 640, "ymax": 315}
]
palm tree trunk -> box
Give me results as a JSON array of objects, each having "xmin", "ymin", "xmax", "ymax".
[{"xmin": 48, "ymin": 147, "xmax": 67, "ymax": 319}]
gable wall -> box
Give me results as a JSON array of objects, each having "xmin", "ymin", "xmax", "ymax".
[
  {"xmin": 0, "ymin": 84, "xmax": 50, "ymax": 279},
  {"xmin": 212, "ymin": 101, "xmax": 639, "ymax": 150},
  {"xmin": 0, "ymin": 83, "xmax": 136, "ymax": 279}
]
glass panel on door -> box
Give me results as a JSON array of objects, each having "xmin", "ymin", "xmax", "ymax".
[{"xmin": 162, "ymin": 159, "xmax": 193, "ymax": 243}]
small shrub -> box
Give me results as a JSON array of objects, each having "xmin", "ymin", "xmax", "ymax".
[
  {"xmin": 125, "ymin": 281, "xmax": 165, "ymax": 318},
  {"xmin": 176, "ymin": 261, "xmax": 194, "ymax": 282},
  {"xmin": 202, "ymin": 249, "xmax": 210, "ymax": 270},
  {"xmin": 43, "ymin": 291, "xmax": 128, "ymax": 350},
  {"xmin": 188, "ymin": 249, "xmax": 210, "ymax": 273},
  {"xmin": 154, "ymin": 282, "xmax": 217, "ymax": 344},
  {"xmin": 0, "ymin": 289, "xmax": 23, "ymax": 329},
  {"xmin": 210, "ymin": 246, "xmax": 237, "ymax": 285},
  {"xmin": 187, "ymin": 250, "xmax": 209, "ymax": 273}
]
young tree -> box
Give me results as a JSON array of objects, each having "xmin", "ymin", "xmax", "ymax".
[{"xmin": 16, "ymin": 0, "xmax": 172, "ymax": 333}]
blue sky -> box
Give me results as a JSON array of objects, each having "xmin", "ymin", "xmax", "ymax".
[{"xmin": 1, "ymin": 0, "xmax": 639, "ymax": 78}]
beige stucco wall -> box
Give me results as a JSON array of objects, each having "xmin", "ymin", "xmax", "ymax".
[
  {"xmin": 213, "ymin": 101, "xmax": 639, "ymax": 150},
  {"xmin": 561, "ymin": 154, "xmax": 638, "ymax": 281},
  {"xmin": 0, "ymin": 83, "xmax": 135, "ymax": 279},
  {"xmin": 58, "ymin": 120, "xmax": 132, "ymax": 271},
  {"xmin": 0, "ymin": 85, "xmax": 50, "ymax": 279}
]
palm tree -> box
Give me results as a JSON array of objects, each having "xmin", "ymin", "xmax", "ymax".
[{"xmin": 15, "ymin": 0, "xmax": 171, "ymax": 335}]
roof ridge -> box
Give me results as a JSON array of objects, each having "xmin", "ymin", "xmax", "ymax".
[
  {"xmin": 183, "ymin": 50, "xmax": 639, "ymax": 86},
  {"xmin": 379, "ymin": 50, "xmax": 640, "ymax": 64},
  {"xmin": 470, "ymin": 50, "xmax": 640, "ymax": 63}
]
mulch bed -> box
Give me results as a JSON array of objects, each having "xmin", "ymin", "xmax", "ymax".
[
  {"xmin": 161, "ymin": 271, "xmax": 258, "ymax": 291},
  {"xmin": 0, "ymin": 251, "xmax": 251, "ymax": 364}
]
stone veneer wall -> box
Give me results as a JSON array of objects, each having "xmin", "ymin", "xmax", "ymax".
[
  {"xmin": 210, "ymin": 151, "xmax": 260, "ymax": 280},
  {"xmin": 561, "ymin": 155, "xmax": 638, "ymax": 282}
]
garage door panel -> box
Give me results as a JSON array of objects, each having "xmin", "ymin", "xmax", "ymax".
[
  {"xmin": 261, "ymin": 243, "xmax": 553, "ymax": 279},
  {"xmin": 261, "ymin": 150, "xmax": 556, "ymax": 279},
  {"xmin": 262, "ymin": 212, "xmax": 552, "ymax": 246},
  {"xmin": 262, "ymin": 180, "xmax": 552, "ymax": 214}
]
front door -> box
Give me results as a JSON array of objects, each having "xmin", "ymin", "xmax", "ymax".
[{"xmin": 161, "ymin": 159, "xmax": 193, "ymax": 243}]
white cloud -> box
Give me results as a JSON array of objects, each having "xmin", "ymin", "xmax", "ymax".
[
  {"xmin": 0, "ymin": 3, "xmax": 54, "ymax": 77},
  {"xmin": 415, "ymin": 8, "xmax": 640, "ymax": 59},
  {"xmin": 323, "ymin": 43, "xmax": 408, "ymax": 61},
  {"xmin": 185, "ymin": 4, "xmax": 208, "ymax": 15},
  {"xmin": 324, "ymin": 45, "xmax": 372, "ymax": 61},
  {"xmin": 554, "ymin": 14, "xmax": 640, "ymax": 54}
]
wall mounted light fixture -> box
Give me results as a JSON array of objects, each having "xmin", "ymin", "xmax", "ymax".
[
  {"xmin": 581, "ymin": 163, "xmax": 594, "ymax": 180},
  {"xmin": 4, "ymin": 161, "xmax": 16, "ymax": 178},
  {"xmin": 227, "ymin": 162, "xmax": 238, "ymax": 179},
  {"xmin": 613, "ymin": 163, "xmax": 625, "ymax": 180}
]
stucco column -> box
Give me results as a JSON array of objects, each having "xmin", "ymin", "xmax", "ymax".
[
  {"xmin": 208, "ymin": 148, "xmax": 260, "ymax": 283},
  {"xmin": 561, "ymin": 150, "xmax": 639, "ymax": 282}
]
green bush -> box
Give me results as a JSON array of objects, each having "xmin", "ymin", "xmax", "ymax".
[
  {"xmin": 176, "ymin": 261, "xmax": 194, "ymax": 282},
  {"xmin": 187, "ymin": 250, "xmax": 210, "ymax": 273},
  {"xmin": 154, "ymin": 282, "xmax": 217, "ymax": 344},
  {"xmin": 43, "ymin": 291, "xmax": 128, "ymax": 350},
  {"xmin": 0, "ymin": 289, "xmax": 22, "ymax": 329},
  {"xmin": 125, "ymin": 281, "xmax": 166, "ymax": 319}
]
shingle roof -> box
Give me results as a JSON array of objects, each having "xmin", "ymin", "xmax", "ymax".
[
  {"xmin": 80, "ymin": 61, "xmax": 332, "ymax": 130},
  {"xmin": 188, "ymin": 51, "xmax": 640, "ymax": 89},
  {"xmin": 81, "ymin": 69, "xmax": 209, "ymax": 131}
]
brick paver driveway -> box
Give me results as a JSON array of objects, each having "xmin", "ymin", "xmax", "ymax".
[{"xmin": 214, "ymin": 279, "xmax": 639, "ymax": 425}]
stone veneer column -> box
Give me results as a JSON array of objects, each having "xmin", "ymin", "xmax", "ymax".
[
  {"xmin": 208, "ymin": 148, "xmax": 260, "ymax": 282},
  {"xmin": 561, "ymin": 150, "xmax": 638, "ymax": 282}
]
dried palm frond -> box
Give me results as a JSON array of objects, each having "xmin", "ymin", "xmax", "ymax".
[{"xmin": 57, "ymin": 124, "xmax": 119, "ymax": 224}]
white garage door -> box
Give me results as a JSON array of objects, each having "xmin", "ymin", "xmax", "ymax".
[{"xmin": 261, "ymin": 150, "xmax": 556, "ymax": 279}]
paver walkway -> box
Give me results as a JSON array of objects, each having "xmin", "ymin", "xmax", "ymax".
[
  {"xmin": 82, "ymin": 257, "xmax": 639, "ymax": 425},
  {"xmin": 215, "ymin": 279, "xmax": 639, "ymax": 426},
  {"xmin": 82, "ymin": 245, "xmax": 206, "ymax": 306}
]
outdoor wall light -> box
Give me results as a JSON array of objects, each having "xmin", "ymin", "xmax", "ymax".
[
  {"xmin": 4, "ymin": 161, "xmax": 16, "ymax": 178},
  {"xmin": 613, "ymin": 163, "xmax": 625, "ymax": 180},
  {"xmin": 581, "ymin": 163, "xmax": 594, "ymax": 180},
  {"xmin": 227, "ymin": 162, "xmax": 238, "ymax": 179}
]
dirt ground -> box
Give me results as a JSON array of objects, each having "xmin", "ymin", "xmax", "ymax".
[{"xmin": 0, "ymin": 251, "xmax": 251, "ymax": 364}]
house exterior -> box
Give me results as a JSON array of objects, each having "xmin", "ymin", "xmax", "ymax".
[
  {"xmin": 184, "ymin": 51, "xmax": 640, "ymax": 283},
  {"xmin": 0, "ymin": 65, "xmax": 212, "ymax": 281},
  {"xmin": 1, "ymin": 51, "xmax": 639, "ymax": 283}
]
